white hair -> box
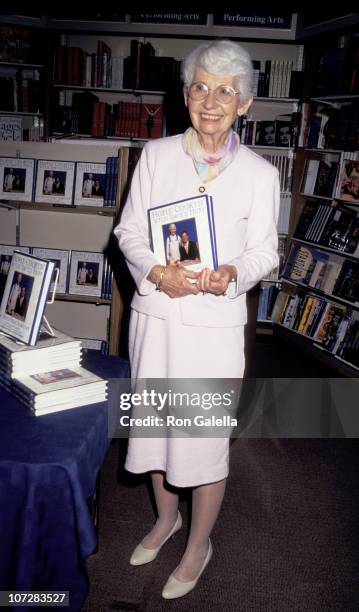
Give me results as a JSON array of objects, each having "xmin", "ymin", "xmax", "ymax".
[{"xmin": 182, "ymin": 39, "xmax": 254, "ymax": 104}]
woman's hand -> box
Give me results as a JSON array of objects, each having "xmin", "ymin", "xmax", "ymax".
[
  {"xmin": 148, "ymin": 265, "xmax": 200, "ymax": 298},
  {"xmin": 196, "ymin": 264, "xmax": 237, "ymax": 296}
]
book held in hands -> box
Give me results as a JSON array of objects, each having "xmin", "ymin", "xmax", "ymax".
[{"xmin": 148, "ymin": 194, "xmax": 217, "ymax": 272}]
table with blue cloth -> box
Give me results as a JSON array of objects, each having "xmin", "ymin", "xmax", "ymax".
[{"xmin": 0, "ymin": 352, "xmax": 130, "ymax": 612}]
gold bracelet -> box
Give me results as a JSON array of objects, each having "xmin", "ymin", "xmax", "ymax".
[{"xmin": 155, "ymin": 266, "xmax": 167, "ymax": 291}]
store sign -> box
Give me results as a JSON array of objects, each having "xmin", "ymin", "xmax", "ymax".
[
  {"xmin": 131, "ymin": 12, "xmax": 208, "ymax": 25},
  {"xmin": 213, "ymin": 13, "xmax": 292, "ymax": 29}
]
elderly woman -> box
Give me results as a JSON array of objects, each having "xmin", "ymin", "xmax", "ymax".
[{"xmin": 114, "ymin": 39, "xmax": 279, "ymax": 599}]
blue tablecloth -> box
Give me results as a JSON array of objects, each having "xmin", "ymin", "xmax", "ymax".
[{"xmin": 0, "ymin": 353, "xmax": 130, "ymax": 612}]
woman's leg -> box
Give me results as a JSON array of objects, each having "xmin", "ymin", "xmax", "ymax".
[
  {"xmin": 141, "ymin": 471, "xmax": 180, "ymax": 549},
  {"xmin": 174, "ymin": 478, "xmax": 226, "ymax": 581}
]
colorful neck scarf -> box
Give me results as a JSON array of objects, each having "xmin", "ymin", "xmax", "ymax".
[{"xmin": 182, "ymin": 127, "xmax": 240, "ymax": 183}]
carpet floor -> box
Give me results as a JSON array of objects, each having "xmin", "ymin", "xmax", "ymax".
[{"xmin": 83, "ymin": 340, "xmax": 359, "ymax": 611}]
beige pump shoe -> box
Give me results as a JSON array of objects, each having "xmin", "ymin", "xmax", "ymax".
[
  {"xmin": 162, "ymin": 538, "xmax": 213, "ymax": 599},
  {"xmin": 129, "ymin": 511, "xmax": 182, "ymax": 566}
]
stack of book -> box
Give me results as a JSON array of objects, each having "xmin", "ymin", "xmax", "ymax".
[{"xmin": 0, "ymin": 328, "xmax": 108, "ymax": 416}]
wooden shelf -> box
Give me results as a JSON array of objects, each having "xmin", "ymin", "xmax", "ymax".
[
  {"xmin": 0, "ymin": 111, "xmax": 43, "ymax": 116},
  {"xmin": 0, "ymin": 200, "xmax": 116, "ymax": 216},
  {"xmin": 55, "ymin": 294, "xmax": 111, "ymax": 305},
  {"xmin": 298, "ymin": 192, "xmax": 359, "ymax": 207},
  {"xmin": 254, "ymin": 96, "xmax": 299, "ymax": 103},
  {"xmin": 273, "ymin": 323, "xmax": 358, "ymax": 377},
  {"xmin": 53, "ymin": 84, "xmax": 166, "ymax": 95},
  {"xmin": 281, "ymin": 277, "xmax": 359, "ymax": 311},
  {"xmin": 248, "ymin": 145, "xmax": 295, "ymax": 151},
  {"xmin": 51, "ymin": 133, "xmax": 149, "ymax": 143},
  {"xmin": 292, "ymin": 237, "xmax": 359, "ymax": 262},
  {"xmin": 0, "ymin": 61, "xmax": 43, "ymax": 68}
]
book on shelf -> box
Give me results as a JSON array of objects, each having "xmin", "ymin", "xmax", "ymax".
[
  {"xmin": 284, "ymin": 243, "xmax": 344, "ymax": 295},
  {"xmin": 74, "ymin": 162, "xmax": 107, "ymax": 207},
  {"xmin": 68, "ymin": 250, "xmax": 105, "ymax": 298},
  {"xmin": 332, "ymin": 259, "xmax": 359, "ymax": 305},
  {"xmin": 272, "ymin": 284, "xmax": 359, "ymax": 370},
  {"xmin": 148, "ymin": 194, "xmax": 217, "ymax": 273},
  {"xmin": 34, "ymin": 159, "xmax": 76, "ymax": 206},
  {"xmin": 312, "ymin": 301, "xmax": 347, "ymax": 346},
  {"xmin": 335, "ymin": 312, "xmax": 359, "ymax": 368},
  {"xmin": 0, "ymin": 251, "xmax": 54, "ymax": 346},
  {"xmin": 315, "ymin": 36, "xmax": 359, "ymax": 96},
  {"xmin": 0, "ymin": 115, "xmax": 22, "ymax": 141},
  {"xmin": 336, "ymin": 159, "xmax": 359, "ymax": 204},
  {"xmin": 0, "ymin": 156, "xmax": 35, "ymax": 201},
  {"xmin": 294, "ymin": 200, "xmax": 359, "ymax": 255},
  {"xmin": 138, "ymin": 103, "xmax": 164, "ymax": 140},
  {"xmin": 301, "ymin": 156, "xmax": 339, "ymax": 199},
  {"xmin": 31, "ymin": 247, "xmax": 69, "ymax": 295},
  {"xmin": 255, "ymin": 121, "xmax": 276, "ymax": 147},
  {"xmin": 319, "ymin": 204, "xmax": 358, "ymax": 253}
]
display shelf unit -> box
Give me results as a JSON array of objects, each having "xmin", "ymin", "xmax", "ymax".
[
  {"xmin": 0, "ymin": 12, "xmax": 308, "ymax": 352},
  {"xmin": 0, "ymin": 141, "xmax": 129, "ymax": 355},
  {"xmin": 273, "ymin": 106, "xmax": 359, "ymax": 375}
]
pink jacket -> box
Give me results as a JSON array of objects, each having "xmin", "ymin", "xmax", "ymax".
[{"xmin": 114, "ymin": 134, "xmax": 279, "ymax": 327}]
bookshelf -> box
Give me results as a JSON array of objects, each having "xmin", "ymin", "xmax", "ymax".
[
  {"xmin": 273, "ymin": 113, "xmax": 358, "ymax": 374},
  {"xmin": 0, "ymin": 140, "xmax": 130, "ymax": 356},
  {"xmin": 272, "ymin": 147, "xmax": 359, "ymax": 374},
  {"xmin": 0, "ymin": 13, "xmax": 307, "ymax": 349},
  {"xmin": 271, "ymin": 20, "xmax": 359, "ymax": 374}
]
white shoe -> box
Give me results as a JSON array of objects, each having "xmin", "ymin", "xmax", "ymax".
[
  {"xmin": 129, "ymin": 511, "xmax": 182, "ymax": 566},
  {"xmin": 162, "ymin": 538, "xmax": 213, "ymax": 599}
]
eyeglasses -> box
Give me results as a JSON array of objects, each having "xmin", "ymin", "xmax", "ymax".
[{"xmin": 187, "ymin": 81, "xmax": 240, "ymax": 104}]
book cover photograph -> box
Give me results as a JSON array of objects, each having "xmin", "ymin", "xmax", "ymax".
[
  {"xmin": 336, "ymin": 159, "xmax": 359, "ymax": 203},
  {"xmin": 0, "ymin": 251, "xmax": 54, "ymax": 345},
  {"xmin": 138, "ymin": 103, "xmax": 164, "ymax": 139},
  {"xmin": 68, "ymin": 250, "xmax": 104, "ymax": 297},
  {"xmin": 313, "ymin": 302, "xmax": 347, "ymax": 345},
  {"xmin": 0, "ymin": 245, "xmax": 31, "ymax": 303},
  {"xmin": 148, "ymin": 195, "xmax": 217, "ymax": 272},
  {"xmin": 34, "ymin": 159, "xmax": 76, "ymax": 205},
  {"xmin": 31, "ymin": 247, "xmax": 70, "ymax": 294},
  {"xmin": 0, "ymin": 157, "xmax": 35, "ymax": 201},
  {"xmin": 300, "ymin": 153, "xmax": 340, "ymax": 199},
  {"xmin": 74, "ymin": 161, "xmax": 106, "ymax": 206},
  {"xmin": 332, "ymin": 259, "xmax": 359, "ymax": 304},
  {"xmin": 11, "ymin": 365, "xmax": 107, "ymax": 413}
]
